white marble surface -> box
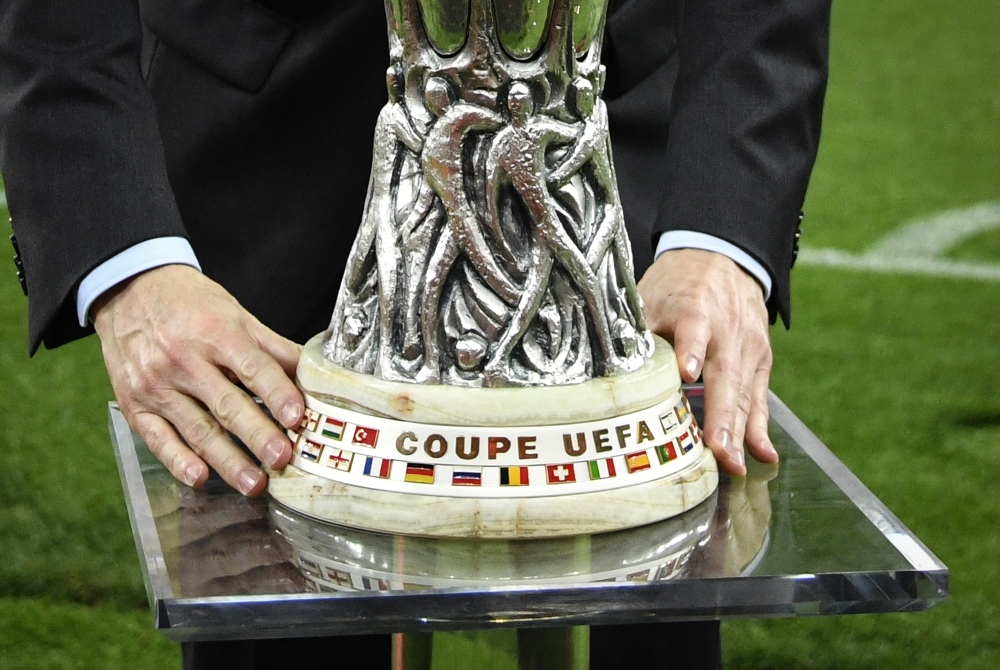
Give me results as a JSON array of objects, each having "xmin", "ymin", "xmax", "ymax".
[
  {"xmin": 268, "ymin": 447, "xmax": 718, "ymax": 538},
  {"xmin": 297, "ymin": 333, "xmax": 683, "ymax": 426}
]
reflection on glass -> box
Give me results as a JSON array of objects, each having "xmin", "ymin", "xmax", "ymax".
[
  {"xmin": 272, "ymin": 493, "xmax": 717, "ymax": 592},
  {"xmin": 417, "ymin": 0, "xmax": 470, "ymax": 55}
]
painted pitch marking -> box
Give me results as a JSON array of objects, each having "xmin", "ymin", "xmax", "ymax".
[{"xmin": 798, "ymin": 201, "xmax": 1000, "ymax": 282}]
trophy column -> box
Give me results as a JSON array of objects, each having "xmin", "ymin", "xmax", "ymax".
[{"xmin": 268, "ymin": 0, "xmax": 718, "ymax": 538}]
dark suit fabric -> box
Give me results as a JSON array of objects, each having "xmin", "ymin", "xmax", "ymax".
[
  {"xmin": 1, "ymin": 1, "xmax": 826, "ymax": 667},
  {"xmin": 1, "ymin": 0, "xmax": 829, "ymax": 354}
]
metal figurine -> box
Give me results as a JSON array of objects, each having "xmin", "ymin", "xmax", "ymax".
[{"xmin": 325, "ymin": 0, "xmax": 654, "ymax": 387}]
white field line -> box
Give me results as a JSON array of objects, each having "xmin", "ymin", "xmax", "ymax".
[
  {"xmin": 798, "ymin": 201, "xmax": 1000, "ymax": 282},
  {"xmin": 0, "ymin": 187, "xmax": 6, "ymax": 210}
]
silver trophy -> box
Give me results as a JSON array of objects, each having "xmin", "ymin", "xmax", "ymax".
[
  {"xmin": 270, "ymin": 0, "xmax": 717, "ymax": 538},
  {"xmin": 325, "ymin": 0, "xmax": 652, "ymax": 388}
]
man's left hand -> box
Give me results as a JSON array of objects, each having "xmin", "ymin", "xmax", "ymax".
[{"xmin": 638, "ymin": 248, "xmax": 779, "ymax": 476}]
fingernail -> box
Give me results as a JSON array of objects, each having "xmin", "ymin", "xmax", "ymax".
[
  {"xmin": 685, "ymin": 356, "xmax": 699, "ymax": 379},
  {"xmin": 238, "ymin": 468, "xmax": 262, "ymax": 495},
  {"xmin": 763, "ymin": 437, "xmax": 779, "ymax": 461},
  {"xmin": 732, "ymin": 447, "xmax": 745, "ymax": 470},
  {"xmin": 184, "ymin": 464, "xmax": 202, "ymax": 487},
  {"xmin": 715, "ymin": 428, "xmax": 731, "ymax": 452},
  {"xmin": 280, "ymin": 402, "xmax": 302, "ymax": 428},
  {"xmin": 263, "ymin": 441, "xmax": 285, "ymax": 468}
]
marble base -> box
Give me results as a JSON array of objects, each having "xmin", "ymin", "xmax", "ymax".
[
  {"xmin": 268, "ymin": 334, "xmax": 718, "ymax": 538},
  {"xmin": 268, "ymin": 447, "xmax": 717, "ymax": 539}
]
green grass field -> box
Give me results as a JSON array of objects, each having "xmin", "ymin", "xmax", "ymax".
[{"xmin": 1, "ymin": 0, "xmax": 998, "ymax": 667}]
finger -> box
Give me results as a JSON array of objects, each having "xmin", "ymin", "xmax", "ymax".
[
  {"xmin": 216, "ymin": 332, "xmax": 304, "ymax": 430},
  {"xmin": 745, "ymin": 365, "xmax": 778, "ymax": 464},
  {"xmin": 701, "ymin": 346, "xmax": 746, "ymax": 476},
  {"xmin": 169, "ymin": 394, "xmax": 268, "ymax": 496},
  {"xmin": 131, "ymin": 410, "xmax": 208, "ymax": 487},
  {"xmin": 185, "ymin": 364, "xmax": 293, "ymax": 471},
  {"xmin": 671, "ymin": 314, "xmax": 711, "ymax": 383},
  {"xmin": 730, "ymin": 370, "xmax": 753, "ymax": 463},
  {"xmin": 249, "ymin": 321, "xmax": 304, "ymax": 379}
]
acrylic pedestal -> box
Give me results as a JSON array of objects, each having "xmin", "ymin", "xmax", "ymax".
[{"xmin": 109, "ymin": 390, "xmax": 948, "ymax": 669}]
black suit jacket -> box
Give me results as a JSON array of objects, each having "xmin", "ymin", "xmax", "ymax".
[{"xmin": 0, "ymin": 0, "xmax": 830, "ymax": 354}]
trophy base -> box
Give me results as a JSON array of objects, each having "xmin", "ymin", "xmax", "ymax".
[{"xmin": 267, "ymin": 335, "xmax": 718, "ymax": 538}]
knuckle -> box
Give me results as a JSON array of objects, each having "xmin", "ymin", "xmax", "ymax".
[
  {"xmin": 237, "ymin": 352, "xmax": 266, "ymax": 384},
  {"xmin": 213, "ymin": 388, "xmax": 246, "ymax": 425},
  {"xmin": 166, "ymin": 451, "xmax": 188, "ymax": 478},
  {"xmin": 216, "ymin": 452, "xmax": 248, "ymax": 480},
  {"xmin": 185, "ymin": 416, "xmax": 219, "ymax": 448}
]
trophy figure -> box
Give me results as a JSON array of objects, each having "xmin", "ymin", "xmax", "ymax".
[{"xmin": 268, "ymin": 0, "xmax": 718, "ymax": 537}]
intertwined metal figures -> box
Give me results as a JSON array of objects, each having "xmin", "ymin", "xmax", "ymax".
[{"xmin": 326, "ymin": 0, "xmax": 653, "ymax": 386}]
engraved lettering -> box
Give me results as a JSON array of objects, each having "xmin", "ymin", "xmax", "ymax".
[
  {"xmin": 593, "ymin": 428, "xmax": 611, "ymax": 453},
  {"xmin": 636, "ymin": 420, "xmax": 655, "ymax": 443},
  {"xmin": 425, "ymin": 434, "xmax": 447, "ymax": 458},
  {"xmin": 456, "ymin": 436, "xmax": 480, "ymax": 460},
  {"xmin": 563, "ymin": 432, "xmax": 586, "ymax": 457},
  {"xmin": 488, "ymin": 436, "xmax": 511, "ymax": 459},
  {"xmin": 615, "ymin": 424, "xmax": 632, "ymax": 450},
  {"xmin": 396, "ymin": 431, "xmax": 418, "ymax": 455},
  {"xmin": 518, "ymin": 436, "xmax": 538, "ymax": 459}
]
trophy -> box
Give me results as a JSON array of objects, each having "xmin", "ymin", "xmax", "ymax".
[{"xmin": 268, "ymin": 0, "xmax": 718, "ymax": 537}]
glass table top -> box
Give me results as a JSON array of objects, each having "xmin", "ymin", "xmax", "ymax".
[{"xmin": 109, "ymin": 390, "xmax": 947, "ymax": 642}]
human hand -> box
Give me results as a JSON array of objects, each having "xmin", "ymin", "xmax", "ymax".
[
  {"xmin": 93, "ymin": 265, "xmax": 304, "ymax": 495},
  {"xmin": 637, "ymin": 249, "xmax": 779, "ymax": 475}
]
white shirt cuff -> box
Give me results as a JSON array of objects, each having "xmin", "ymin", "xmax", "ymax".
[
  {"xmin": 77, "ymin": 237, "xmax": 202, "ymax": 327},
  {"xmin": 654, "ymin": 230, "xmax": 773, "ymax": 301}
]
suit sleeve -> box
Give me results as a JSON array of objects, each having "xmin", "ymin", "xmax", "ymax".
[
  {"xmin": 0, "ymin": 0, "xmax": 187, "ymax": 354},
  {"xmin": 606, "ymin": 0, "xmax": 831, "ymax": 327},
  {"xmin": 658, "ymin": 0, "xmax": 830, "ymax": 326}
]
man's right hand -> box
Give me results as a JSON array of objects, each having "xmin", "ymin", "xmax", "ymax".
[{"xmin": 92, "ymin": 265, "xmax": 304, "ymax": 495}]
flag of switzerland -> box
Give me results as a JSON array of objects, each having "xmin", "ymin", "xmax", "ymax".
[
  {"xmin": 546, "ymin": 463, "xmax": 576, "ymax": 484},
  {"xmin": 352, "ymin": 425, "xmax": 379, "ymax": 447}
]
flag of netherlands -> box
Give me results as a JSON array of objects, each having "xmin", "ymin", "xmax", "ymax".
[
  {"xmin": 656, "ymin": 440, "xmax": 679, "ymax": 464},
  {"xmin": 324, "ymin": 448, "xmax": 353, "ymax": 472},
  {"xmin": 299, "ymin": 408, "xmax": 320, "ymax": 432},
  {"xmin": 352, "ymin": 425, "xmax": 379, "ymax": 448},
  {"xmin": 546, "ymin": 463, "xmax": 576, "ymax": 484},
  {"xmin": 625, "ymin": 450, "xmax": 651, "ymax": 473},
  {"xmin": 300, "ymin": 439, "xmax": 323, "ymax": 462},
  {"xmin": 674, "ymin": 399, "xmax": 689, "ymax": 424},
  {"xmin": 404, "ymin": 463, "xmax": 434, "ymax": 484},
  {"xmin": 452, "ymin": 468, "xmax": 482, "ymax": 486},
  {"xmin": 678, "ymin": 431, "xmax": 695, "ymax": 453},
  {"xmin": 588, "ymin": 457, "xmax": 617, "ymax": 480},
  {"xmin": 659, "ymin": 410, "xmax": 679, "ymax": 433},
  {"xmin": 321, "ymin": 417, "xmax": 345, "ymax": 440},
  {"xmin": 500, "ymin": 466, "xmax": 529, "ymax": 486},
  {"xmin": 363, "ymin": 456, "xmax": 391, "ymax": 479}
]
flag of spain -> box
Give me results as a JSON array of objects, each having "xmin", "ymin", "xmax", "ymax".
[{"xmin": 626, "ymin": 451, "xmax": 651, "ymax": 473}]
